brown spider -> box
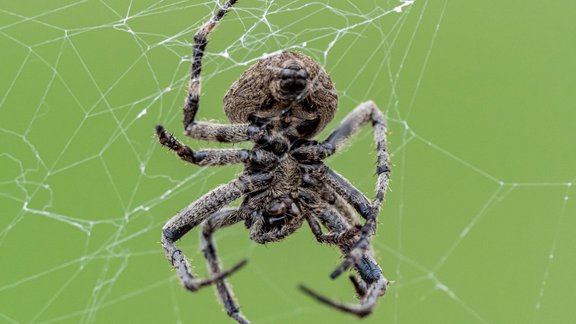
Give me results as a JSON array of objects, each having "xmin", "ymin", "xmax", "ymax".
[{"xmin": 155, "ymin": 1, "xmax": 391, "ymax": 322}]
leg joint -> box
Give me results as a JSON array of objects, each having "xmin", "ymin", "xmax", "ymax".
[{"xmin": 163, "ymin": 226, "xmax": 188, "ymax": 242}]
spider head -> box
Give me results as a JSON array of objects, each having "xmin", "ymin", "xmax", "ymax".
[{"xmin": 224, "ymin": 51, "xmax": 338, "ymax": 138}]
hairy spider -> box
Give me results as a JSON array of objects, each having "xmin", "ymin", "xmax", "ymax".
[{"xmin": 155, "ymin": 1, "xmax": 391, "ymax": 322}]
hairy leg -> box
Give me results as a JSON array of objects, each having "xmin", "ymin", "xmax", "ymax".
[
  {"xmin": 314, "ymin": 182, "xmax": 359, "ymax": 226},
  {"xmin": 292, "ymin": 102, "xmax": 390, "ymax": 272},
  {"xmin": 316, "ymin": 167, "xmax": 385, "ymax": 278},
  {"xmin": 292, "ymin": 100, "xmax": 389, "ymax": 167},
  {"xmin": 185, "ymin": 122, "xmax": 251, "ymax": 143},
  {"xmin": 299, "ymin": 276, "xmax": 387, "ymax": 318},
  {"xmin": 183, "ymin": 0, "xmax": 238, "ymax": 129},
  {"xmin": 299, "ymin": 102, "xmax": 391, "ymax": 277},
  {"xmin": 302, "ymin": 163, "xmax": 372, "ymax": 223},
  {"xmin": 161, "ymin": 173, "xmax": 271, "ymax": 291},
  {"xmin": 166, "ymin": 0, "xmax": 282, "ymax": 144},
  {"xmin": 307, "ymin": 209, "xmax": 383, "ymax": 285},
  {"xmin": 166, "ymin": 0, "xmax": 259, "ymax": 144},
  {"xmin": 302, "ymin": 208, "xmax": 389, "ymax": 317},
  {"xmin": 156, "ymin": 125, "xmax": 278, "ymax": 166},
  {"xmin": 201, "ymin": 208, "xmax": 250, "ymax": 324}
]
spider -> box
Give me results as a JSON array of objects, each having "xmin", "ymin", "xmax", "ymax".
[{"xmin": 155, "ymin": 1, "xmax": 391, "ymax": 322}]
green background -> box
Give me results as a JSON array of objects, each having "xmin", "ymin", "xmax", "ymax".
[{"xmin": 1, "ymin": 0, "xmax": 575, "ymax": 323}]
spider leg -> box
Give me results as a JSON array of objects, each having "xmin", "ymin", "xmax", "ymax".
[
  {"xmin": 186, "ymin": 122, "xmax": 252, "ymax": 143},
  {"xmin": 156, "ymin": 125, "xmax": 277, "ymax": 166},
  {"xmin": 299, "ymin": 276, "xmax": 388, "ymax": 318},
  {"xmin": 302, "ymin": 210, "xmax": 389, "ymax": 317},
  {"xmin": 349, "ymin": 274, "xmax": 368, "ymax": 297},
  {"xmin": 309, "ymin": 183, "xmax": 359, "ymax": 227},
  {"xmin": 305, "ymin": 210, "xmax": 355, "ymax": 245},
  {"xmin": 303, "ymin": 164, "xmax": 380, "ymax": 278},
  {"xmin": 161, "ymin": 173, "xmax": 271, "ymax": 292},
  {"xmin": 173, "ymin": 0, "xmax": 270, "ymax": 145},
  {"xmin": 321, "ymin": 168, "xmax": 380, "ymax": 279},
  {"xmin": 306, "ymin": 210, "xmax": 383, "ymax": 286},
  {"xmin": 157, "ymin": 125, "xmax": 248, "ymax": 165},
  {"xmin": 201, "ymin": 208, "xmax": 250, "ymax": 324},
  {"xmin": 183, "ymin": 0, "xmax": 238, "ymax": 130},
  {"xmin": 298, "ymin": 101, "xmax": 391, "ymax": 278},
  {"xmin": 318, "ymin": 189, "xmax": 382, "ymax": 290},
  {"xmin": 292, "ymin": 100, "xmax": 389, "ymax": 168}
]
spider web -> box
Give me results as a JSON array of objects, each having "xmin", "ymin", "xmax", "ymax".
[{"xmin": 1, "ymin": 0, "xmax": 575, "ymax": 323}]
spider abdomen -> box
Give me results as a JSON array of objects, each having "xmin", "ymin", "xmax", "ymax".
[{"xmin": 224, "ymin": 51, "xmax": 338, "ymax": 138}]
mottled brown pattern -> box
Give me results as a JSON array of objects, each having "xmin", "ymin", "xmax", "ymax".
[
  {"xmin": 224, "ymin": 51, "xmax": 338, "ymax": 138},
  {"xmin": 155, "ymin": 1, "xmax": 391, "ymax": 322}
]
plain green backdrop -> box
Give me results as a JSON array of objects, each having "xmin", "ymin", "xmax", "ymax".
[{"xmin": 1, "ymin": 0, "xmax": 575, "ymax": 323}]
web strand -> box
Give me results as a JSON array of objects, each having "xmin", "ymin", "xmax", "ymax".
[{"xmin": 0, "ymin": 1, "xmax": 574, "ymax": 323}]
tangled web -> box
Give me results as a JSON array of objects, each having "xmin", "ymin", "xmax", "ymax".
[{"xmin": 1, "ymin": 0, "xmax": 575, "ymax": 323}]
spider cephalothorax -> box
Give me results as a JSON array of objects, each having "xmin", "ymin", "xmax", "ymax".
[{"xmin": 155, "ymin": 1, "xmax": 391, "ymax": 323}]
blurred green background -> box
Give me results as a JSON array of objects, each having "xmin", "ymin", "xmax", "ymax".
[{"xmin": 1, "ymin": 0, "xmax": 575, "ymax": 323}]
